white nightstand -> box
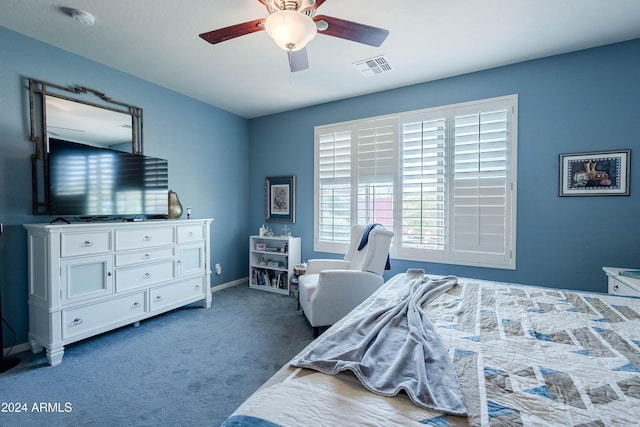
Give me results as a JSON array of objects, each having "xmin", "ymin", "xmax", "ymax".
[{"xmin": 603, "ymin": 267, "xmax": 640, "ymax": 297}]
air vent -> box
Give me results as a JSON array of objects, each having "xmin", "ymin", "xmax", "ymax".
[{"xmin": 353, "ymin": 55, "xmax": 392, "ymax": 77}]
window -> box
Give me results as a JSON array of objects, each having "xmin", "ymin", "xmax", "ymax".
[{"xmin": 314, "ymin": 95, "xmax": 517, "ymax": 269}]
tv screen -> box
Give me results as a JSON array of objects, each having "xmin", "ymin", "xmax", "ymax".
[{"xmin": 48, "ymin": 139, "xmax": 169, "ymax": 217}]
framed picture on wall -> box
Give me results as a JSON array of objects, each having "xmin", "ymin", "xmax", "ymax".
[
  {"xmin": 559, "ymin": 150, "xmax": 630, "ymax": 196},
  {"xmin": 265, "ymin": 175, "xmax": 296, "ymax": 222}
]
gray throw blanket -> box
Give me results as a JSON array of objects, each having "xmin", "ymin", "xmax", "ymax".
[{"xmin": 290, "ymin": 269, "xmax": 467, "ymax": 416}]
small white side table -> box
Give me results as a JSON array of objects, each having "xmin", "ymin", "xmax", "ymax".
[{"xmin": 603, "ymin": 267, "xmax": 640, "ymax": 297}]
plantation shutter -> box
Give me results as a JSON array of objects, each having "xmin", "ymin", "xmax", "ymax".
[
  {"xmin": 356, "ymin": 118, "xmax": 396, "ymax": 226},
  {"xmin": 314, "ymin": 95, "xmax": 516, "ymax": 268},
  {"xmin": 399, "ymin": 115, "xmax": 447, "ymax": 258},
  {"xmin": 316, "ymin": 125, "xmax": 353, "ymax": 246},
  {"xmin": 451, "ymin": 102, "xmax": 513, "ymax": 266}
]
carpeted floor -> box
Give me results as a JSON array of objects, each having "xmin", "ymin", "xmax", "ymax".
[{"xmin": 0, "ymin": 284, "xmax": 313, "ymax": 426}]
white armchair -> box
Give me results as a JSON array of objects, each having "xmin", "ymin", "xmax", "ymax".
[{"xmin": 298, "ymin": 224, "xmax": 394, "ymax": 336}]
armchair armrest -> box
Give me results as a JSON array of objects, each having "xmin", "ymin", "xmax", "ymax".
[
  {"xmin": 305, "ymin": 259, "xmax": 351, "ymax": 274},
  {"xmin": 309, "ymin": 270, "xmax": 384, "ymax": 327}
]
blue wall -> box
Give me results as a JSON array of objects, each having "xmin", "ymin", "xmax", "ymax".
[
  {"xmin": 2, "ymin": 25, "xmax": 639, "ymax": 349},
  {"xmin": 249, "ymin": 38, "xmax": 640, "ymax": 292},
  {"xmin": 0, "ymin": 27, "xmax": 250, "ymax": 347}
]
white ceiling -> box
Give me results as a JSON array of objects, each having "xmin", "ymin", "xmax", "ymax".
[{"xmin": 2, "ymin": 0, "xmax": 640, "ymax": 119}]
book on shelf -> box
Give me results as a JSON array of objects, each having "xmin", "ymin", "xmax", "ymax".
[
  {"xmin": 252, "ymin": 267, "xmax": 273, "ymax": 287},
  {"xmin": 619, "ymin": 269, "xmax": 640, "ymax": 280},
  {"xmin": 278, "ymin": 272, "xmax": 288, "ymax": 289}
]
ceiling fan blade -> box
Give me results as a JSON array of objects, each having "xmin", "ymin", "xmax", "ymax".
[
  {"xmin": 313, "ymin": 15, "xmax": 389, "ymax": 47},
  {"xmin": 199, "ymin": 19, "xmax": 265, "ymax": 45},
  {"xmin": 288, "ymin": 47, "xmax": 309, "ymax": 72}
]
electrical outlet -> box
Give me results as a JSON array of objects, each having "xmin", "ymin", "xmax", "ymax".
[{"xmin": 215, "ymin": 263, "xmax": 221, "ymax": 275}]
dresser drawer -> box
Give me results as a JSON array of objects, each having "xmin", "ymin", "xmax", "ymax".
[
  {"xmin": 608, "ymin": 277, "xmax": 640, "ymax": 297},
  {"xmin": 177, "ymin": 224, "xmax": 205, "ymax": 243},
  {"xmin": 115, "ymin": 227, "xmax": 174, "ymax": 251},
  {"xmin": 61, "ymin": 231, "xmax": 112, "ymax": 257},
  {"xmin": 116, "ymin": 260, "xmax": 175, "ymax": 292},
  {"xmin": 62, "ymin": 292, "xmax": 146, "ymax": 340},
  {"xmin": 150, "ymin": 277, "xmax": 205, "ymax": 312},
  {"xmin": 115, "ymin": 247, "xmax": 175, "ymax": 267}
]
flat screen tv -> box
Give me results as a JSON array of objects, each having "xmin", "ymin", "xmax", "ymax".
[{"xmin": 48, "ymin": 138, "xmax": 169, "ymax": 218}]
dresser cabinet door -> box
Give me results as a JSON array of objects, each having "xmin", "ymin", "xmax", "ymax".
[
  {"xmin": 177, "ymin": 243, "xmax": 205, "ymax": 277},
  {"xmin": 61, "ymin": 255, "xmax": 114, "ymax": 303}
]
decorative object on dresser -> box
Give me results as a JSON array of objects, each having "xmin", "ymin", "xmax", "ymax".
[
  {"xmin": 249, "ymin": 235, "xmax": 300, "ymax": 296},
  {"xmin": 167, "ymin": 190, "xmax": 184, "ymax": 219},
  {"xmin": 603, "ymin": 266, "xmax": 640, "ymax": 296},
  {"xmin": 23, "ymin": 219, "xmax": 213, "ymax": 366},
  {"xmin": 619, "ymin": 269, "xmax": 640, "ymax": 279},
  {"xmin": 264, "ymin": 176, "xmax": 295, "ymax": 223}
]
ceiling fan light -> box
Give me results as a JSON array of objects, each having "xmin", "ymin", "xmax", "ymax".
[{"xmin": 264, "ymin": 10, "xmax": 317, "ymax": 51}]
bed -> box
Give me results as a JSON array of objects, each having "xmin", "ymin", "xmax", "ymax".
[{"xmin": 222, "ymin": 270, "xmax": 640, "ymax": 426}]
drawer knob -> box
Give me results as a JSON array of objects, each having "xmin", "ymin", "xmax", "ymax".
[
  {"xmin": 614, "ymin": 284, "xmax": 619, "ymax": 291},
  {"xmin": 188, "ymin": 232, "xmax": 194, "ymax": 237},
  {"xmin": 131, "ymin": 302, "xmax": 141, "ymax": 309},
  {"xmin": 194, "ymin": 284, "xmax": 201, "ymax": 290},
  {"xmin": 154, "ymin": 296, "xmax": 163, "ymax": 302},
  {"xmin": 143, "ymin": 253, "xmax": 151, "ymax": 259},
  {"xmin": 82, "ymin": 240, "xmax": 93, "ymax": 247},
  {"xmin": 72, "ymin": 318, "xmax": 83, "ymax": 326},
  {"xmin": 143, "ymin": 235, "xmax": 151, "ymax": 241},
  {"xmin": 107, "ymin": 272, "xmax": 112, "ymax": 277},
  {"xmin": 143, "ymin": 272, "xmax": 151, "ymax": 279}
]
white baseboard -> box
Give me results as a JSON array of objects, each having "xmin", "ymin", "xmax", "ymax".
[
  {"xmin": 211, "ymin": 277, "xmax": 248, "ymax": 292},
  {"xmin": 3, "ymin": 341, "xmax": 31, "ymax": 357}
]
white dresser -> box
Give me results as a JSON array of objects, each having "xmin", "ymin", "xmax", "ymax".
[
  {"xmin": 24, "ymin": 218, "xmax": 213, "ymax": 366},
  {"xmin": 603, "ymin": 266, "xmax": 640, "ymax": 297}
]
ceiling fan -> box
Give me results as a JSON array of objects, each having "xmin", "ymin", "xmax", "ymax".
[{"xmin": 199, "ymin": 0, "xmax": 389, "ymax": 72}]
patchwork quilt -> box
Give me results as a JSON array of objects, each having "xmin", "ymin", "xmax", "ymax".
[{"xmin": 222, "ymin": 273, "xmax": 640, "ymax": 426}]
